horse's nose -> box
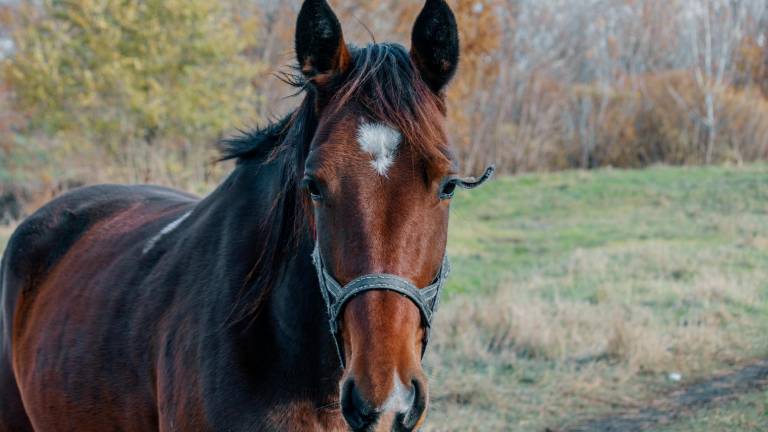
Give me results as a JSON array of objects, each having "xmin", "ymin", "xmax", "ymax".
[
  {"xmin": 341, "ymin": 379, "xmax": 380, "ymax": 431},
  {"xmin": 341, "ymin": 376, "xmax": 427, "ymax": 432},
  {"xmin": 395, "ymin": 378, "xmax": 427, "ymax": 432}
]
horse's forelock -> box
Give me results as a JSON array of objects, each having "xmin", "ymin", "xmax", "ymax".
[{"xmin": 330, "ymin": 43, "xmax": 452, "ymax": 173}]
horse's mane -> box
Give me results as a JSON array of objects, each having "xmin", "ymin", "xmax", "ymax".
[{"xmin": 219, "ymin": 43, "xmax": 451, "ymax": 326}]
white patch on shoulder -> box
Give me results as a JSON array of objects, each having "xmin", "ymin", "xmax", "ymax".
[
  {"xmin": 381, "ymin": 373, "xmax": 413, "ymax": 414},
  {"xmin": 356, "ymin": 122, "xmax": 401, "ymax": 176},
  {"xmin": 142, "ymin": 211, "xmax": 192, "ymax": 254}
]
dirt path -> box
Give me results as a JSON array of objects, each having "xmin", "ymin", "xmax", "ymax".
[{"xmin": 553, "ymin": 360, "xmax": 768, "ymax": 432}]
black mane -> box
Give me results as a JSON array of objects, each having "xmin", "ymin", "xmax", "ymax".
[{"xmin": 219, "ymin": 115, "xmax": 292, "ymax": 163}]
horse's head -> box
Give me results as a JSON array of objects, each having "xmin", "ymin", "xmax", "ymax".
[{"xmin": 295, "ymin": 1, "xmax": 487, "ymax": 430}]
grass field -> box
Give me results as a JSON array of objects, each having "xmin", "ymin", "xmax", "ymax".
[
  {"xmin": 426, "ymin": 164, "xmax": 768, "ymax": 431},
  {"xmin": 2, "ymin": 165, "xmax": 767, "ymax": 430}
]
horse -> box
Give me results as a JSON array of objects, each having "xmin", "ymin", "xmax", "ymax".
[{"xmin": 0, "ymin": 0, "xmax": 492, "ymax": 430}]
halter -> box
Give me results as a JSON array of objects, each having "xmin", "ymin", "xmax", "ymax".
[
  {"xmin": 310, "ymin": 166, "xmax": 494, "ymax": 368},
  {"xmin": 311, "ymin": 246, "xmax": 449, "ymax": 368}
]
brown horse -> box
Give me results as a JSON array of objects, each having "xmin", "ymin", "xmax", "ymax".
[{"xmin": 0, "ymin": 0, "xmax": 491, "ymax": 430}]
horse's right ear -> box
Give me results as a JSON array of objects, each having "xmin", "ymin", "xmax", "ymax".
[{"xmin": 295, "ymin": 0, "xmax": 351, "ymax": 86}]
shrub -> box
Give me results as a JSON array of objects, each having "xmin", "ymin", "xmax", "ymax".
[{"xmin": 4, "ymin": 0, "xmax": 264, "ymax": 184}]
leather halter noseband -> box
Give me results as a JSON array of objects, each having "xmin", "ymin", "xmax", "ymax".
[
  {"xmin": 311, "ymin": 246, "xmax": 450, "ymax": 368},
  {"xmin": 309, "ymin": 166, "xmax": 495, "ymax": 369}
]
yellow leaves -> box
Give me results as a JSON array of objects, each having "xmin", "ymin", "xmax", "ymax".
[
  {"xmin": 734, "ymin": 33, "xmax": 768, "ymax": 98},
  {"xmin": 443, "ymin": 0, "xmax": 504, "ymax": 169},
  {"xmin": 6, "ymin": 65, "xmax": 25, "ymax": 83},
  {"xmin": 6, "ymin": 0, "xmax": 262, "ymax": 148}
]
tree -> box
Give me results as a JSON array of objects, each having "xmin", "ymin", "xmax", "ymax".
[{"xmin": 5, "ymin": 0, "xmax": 262, "ymax": 180}]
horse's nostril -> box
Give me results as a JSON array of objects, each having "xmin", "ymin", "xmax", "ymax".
[
  {"xmin": 341, "ymin": 379, "xmax": 379, "ymax": 431},
  {"xmin": 397, "ymin": 378, "xmax": 427, "ymax": 431}
]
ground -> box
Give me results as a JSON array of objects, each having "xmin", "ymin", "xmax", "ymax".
[
  {"xmin": 654, "ymin": 390, "xmax": 768, "ymax": 432},
  {"xmin": 424, "ymin": 164, "xmax": 768, "ymax": 431},
  {"xmin": 2, "ymin": 165, "xmax": 767, "ymax": 431}
]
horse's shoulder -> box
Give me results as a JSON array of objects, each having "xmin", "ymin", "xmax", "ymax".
[{"xmin": 3, "ymin": 184, "xmax": 197, "ymax": 282}]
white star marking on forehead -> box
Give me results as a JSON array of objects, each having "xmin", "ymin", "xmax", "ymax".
[{"xmin": 356, "ymin": 122, "xmax": 401, "ymax": 176}]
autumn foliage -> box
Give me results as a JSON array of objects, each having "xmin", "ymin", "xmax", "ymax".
[{"xmin": 1, "ymin": 0, "xmax": 767, "ymax": 201}]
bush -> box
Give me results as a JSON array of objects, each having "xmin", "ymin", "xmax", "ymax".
[{"xmin": 4, "ymin": 0, "xmax": 263, "ymax": 185}]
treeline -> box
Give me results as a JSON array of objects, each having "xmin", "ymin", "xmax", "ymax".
[
  {"xmin": 449, "ymin": 0, "xmax": 768, "ymax": 173},
  {"xmin": 1, "ymin": 0, "xmax": 767, "ymax": 201}
]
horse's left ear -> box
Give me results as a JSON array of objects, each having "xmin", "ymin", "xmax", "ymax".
[
  {"xmin": 410, "ymin": 0, "xmax": 460, "ymax": 94},
  {"xmin": 295, "ymin": 0, "xmax": 351, "ymax": 86}
]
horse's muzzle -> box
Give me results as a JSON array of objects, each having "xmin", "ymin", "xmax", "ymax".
[{"xmin": 341, "ymin": 376, "xmax": 427, "ymax": 432}]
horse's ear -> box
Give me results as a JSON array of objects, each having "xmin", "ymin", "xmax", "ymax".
[
  {"xmin": 410, "ymin": 0, "xmax": 460, "ymax": 94},
  {"xmin": 295, "ymin": 0, "xmax": 351, "ymax": 86}
]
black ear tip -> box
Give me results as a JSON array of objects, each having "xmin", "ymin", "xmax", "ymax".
[
  {"xmin": 299, "ymin": 0, "xmax": 332, "ymax": 11},
  {"xmin": 417, "ymin": 0, "xmax": 457, "ymax": 22},
  {"xmin": 297, "ymin": 0, "xmax": 341, "ymax": 32},
  {"xmin": 295, "ymin": 0, "xmax": 348, "ymax": 77},
  {"xmin": 424, "ymin": 0, "xmax": 447, "ymax": 8},
  {"xmin": 411, "ymin": 0, "xmax": 459, "ymax": 93},
  {"xmin": 412, "ymin": 0, "xmax": 459, "ymax": 46}
]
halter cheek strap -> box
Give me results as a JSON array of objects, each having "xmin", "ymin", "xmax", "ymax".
[{"xmin": 311, "ymin": 246, "xmax": 451, "ymax": 369}]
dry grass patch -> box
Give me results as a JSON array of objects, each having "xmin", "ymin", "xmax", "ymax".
[
  {"xmin": 425, "ymin": 257, "xmax": 767, "ymax": 430},
  {"xmin": 424, "ymin": 165, "xmax": 768, "ymax": 431}
]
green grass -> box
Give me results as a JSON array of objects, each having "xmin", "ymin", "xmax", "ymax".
[
  {"xmin": 445, "ymin": 164, "xmax": 768, "ymax": 299},
  {"xmin": 425, "ymin": 164, "xmax": 768, "ymax": 431}
]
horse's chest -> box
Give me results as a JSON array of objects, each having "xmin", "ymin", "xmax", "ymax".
[{"xmin": 265, "ymin": 401, "xmax": 347, "ymax": 432}]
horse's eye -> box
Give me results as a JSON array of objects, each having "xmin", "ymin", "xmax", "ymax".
[
  {"xmin": 302, "ymin": 177, "xmax": 323, "ymax": 201},
  {"xmin": 439, "ymin": 180, "xmax": 457, "ymax": 200}
]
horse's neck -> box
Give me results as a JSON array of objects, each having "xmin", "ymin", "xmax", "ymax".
[
  {"xmin": 193, "ymin": 157, "xmax": 342, "ymax": 402},
  {"xmin": 268, "ymin": 239, "xmax": 343, "ymax": 390}
]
